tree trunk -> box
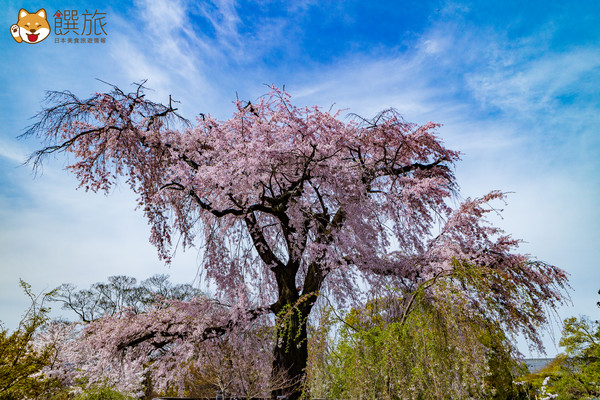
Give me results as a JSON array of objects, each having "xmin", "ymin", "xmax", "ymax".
[
  {"xmin": 269, "ymin": 243, "xmax": 323, "ymax": 399},
  {"xmin": 271, "ymin": 300, "xmax": 310, "ymax": 400}
]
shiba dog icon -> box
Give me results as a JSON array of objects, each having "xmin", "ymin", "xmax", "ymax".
[{"xmin": 10, "ymin": 9, "xmax": 50, "ymax": 44}]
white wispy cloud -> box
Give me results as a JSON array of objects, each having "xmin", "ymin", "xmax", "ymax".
[
  {"xmin": 107, "ymin": 0, "xmax": 216, "ymax": 113},
  {"xmin": 196, "ymin": 0, "xmax": 242, "ymax": 52},
  {"xmin": 0, "ymin": 138, "xmax": 28, "ymax": 165},
  {"xmin": 466, "ymin": 48, "xmax": 600, "ymax": 116}
]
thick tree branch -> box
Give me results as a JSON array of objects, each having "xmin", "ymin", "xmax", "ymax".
[
  {"xmin": 244, "ymin": 212, "xmax": 285, "ymax": 271},
  {"xmin": 116, "ymin": 305, "xmax": 272, "ymax": 351},
  {"xmin": 385, "ymin": 158, "xmax": 449, "ymax": 177}
]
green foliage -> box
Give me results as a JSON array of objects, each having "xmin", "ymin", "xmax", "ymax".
[
  {"xmin": 304, "ymin": 307, "xmax": 336, "ymax": 399},
  {"xmin": 275, "ymin": 292, "xmax": 316, "ymax": 354},
  {"xmin": 306, "ymin": 292, "xmax": 527, "ymax": 400},
  {"xmin": 560, "ymin": 316, "xmax": 600, "ymax": 356},
  {"xmin": 0, "ymin": 280, "xmax": 59, "ymax": 400},
  {"xmin": 71, "ymin": 385, "xmax": 137, "ymax": 400},
  {"xmin": 519, "ymin": 315, "xmax": 600, "ymax": 399}
]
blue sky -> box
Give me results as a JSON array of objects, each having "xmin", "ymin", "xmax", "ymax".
[{"xmin": 1, "ymin": 0, "xmax": 599, "ymax": 357}]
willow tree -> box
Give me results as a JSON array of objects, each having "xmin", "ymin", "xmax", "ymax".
[{"xmin": 26, "ymin": 83, "xmax": 568, "ymax": 399}]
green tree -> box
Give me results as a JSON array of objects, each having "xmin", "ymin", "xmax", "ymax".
[
  {"xmin": 306, "ymin": 289, "xmax": 528, "ymax": 400},
  {"xmin": 515, "ymin": 290, "xmax": 600, "ymax": 399},
  {"xmin": 0, "ymin": 281, "xmax": 58, "ymax": 399},
  {"xmin": 523, "ymin": 316, "xmax": 600, "ymax": 399}
]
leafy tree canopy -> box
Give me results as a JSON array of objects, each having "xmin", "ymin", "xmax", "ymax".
[
  {"xmin": 306, "ymin": 290, "xmax": 528, "ymax": 400},
  {"xmin": 0, "ymin": 281, "xmax": 59, "ymax": 400}
]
